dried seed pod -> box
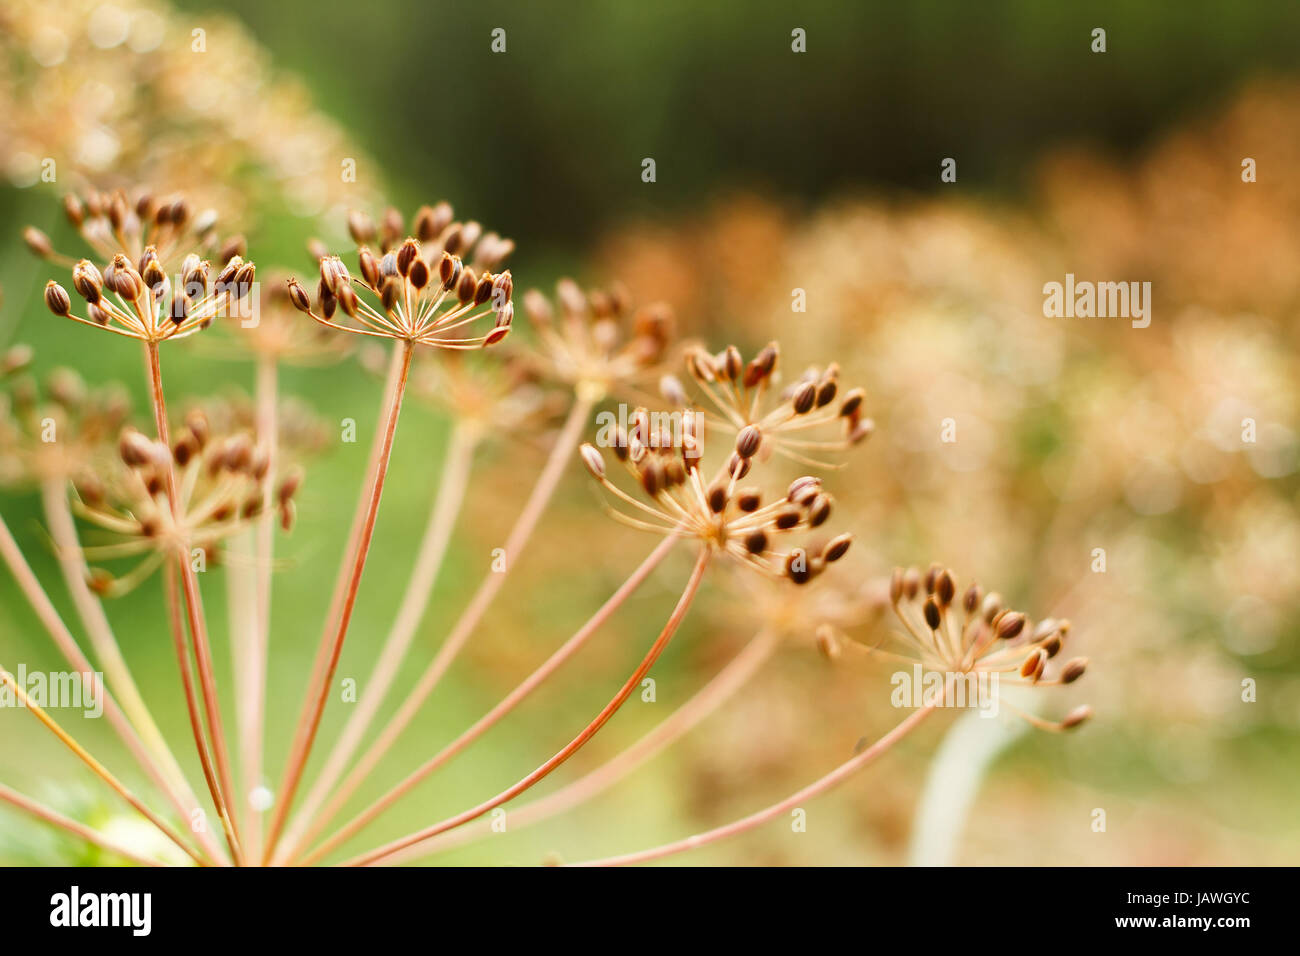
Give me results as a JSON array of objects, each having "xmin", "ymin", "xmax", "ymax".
[
  {"xmin": 44, "ymin": 281, "xmax": 71, "ymax": 316},
  {"xmin": 823, "ymin": 533, "xmax": 852, "ymax": 562},
  {"xmin": 1060, "ymin": 705, "xmax": 1092, "ymax": 730},
  {"xmin": 735, "ymin": 425, "xmax": 763, "ymax": 459},
  {"xmin": 1060, "ymin": 658, "xmax": 1088, "ymax": 684},
  {"xmin": 579, "ymin": 443, "xmax": 605, "ymax": 479}
]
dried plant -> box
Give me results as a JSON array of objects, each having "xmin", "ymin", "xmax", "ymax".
[{"xmin": 0, "ymin": 183, "xmax": 1090, "ymax": 870}]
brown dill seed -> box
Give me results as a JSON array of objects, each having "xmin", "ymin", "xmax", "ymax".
[{"xmin": 1060, "ymin": 658, "xmax": 1089, "ymax": 683}]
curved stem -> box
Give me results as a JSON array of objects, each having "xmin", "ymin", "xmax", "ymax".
[
  {"xmin": 0, "ymin": 665, "xmax": 207, "ymax": 867},
  {"xmin": 39, "ymin": 481, "xmax": 223, "ymax": 863},
  {"xmin": 390, "ymin": 624, "xmax": 782, "ymax": 864},
  {"xmin": 263, "ymin": 339, "xmax": 413, "ymax": 863},
  {"xmin": 279, "ymin": 420, "xmax": 478, "ymax": 860},
  {"xmin": 289, "ymin": 395, "xmax": 592, "ymax": 862},
  {"xmin": 343, "ymin": 546, "xmax": 712, "ymax": 868},
  {"xmin": 0, "ymin": 511, "xmax": 223, "ymax": 865},
  {"xmin": 164, "ymin": 565, "xmax": 243, "ymax": 864},
  {"xmin": 566, "ymin": 684, "xmax": 949, "ymax": 867},
  {"xmin": 143, "ymin": 340, "xmax": 241, "ymax": 853},
  {"xmin": 297, "ymin": 533, "xmax": 679, "ymax": 865},
  {"xmin": 0, "ymin": 782, "xmax": 165, "ymax": 867}
]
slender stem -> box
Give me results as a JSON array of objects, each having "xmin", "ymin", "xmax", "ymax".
[
  {"xmin": 263, "ymin": 339, "xmax": 414, "ymax": 863},
  {"xmin": 164, "ymin": 565, "xmax": 244, "ymax": 865},
  {"xmin": 0, "ymin": 511, "xmax": 223, "ymax": 865},
  {"xmin": 343, "ymin": 546, "xmax": 712, "ymax": 868},
  {"xmin": 297, "ymin": 533, "xmax": 679, "ymax": 865},
  {"xmin": 392, "ymin": 624, "xmax": 782, "ymax": 864},
  {"xmin": 246, "ymin": 353, "xmax": 279, "ymax": 853},
  {"xmin": 0, "ymin": 782, "xmax": 164, "ymax": 867},
  {"xmin": 279, "ymin": 420, "xmax": 479, "ymax": 860},
  {"xmin": 40, "ymin": 480, "xmax": 224, "ymax": 863},
  {"xmin": 0, "ymin": 665, "xmax": 207, "ymax": 866},
  {"xmin": 566, "ymin": 684, "xmax": 950, "ymax": 867},
  {"xmin": 293, "ymin": 395, "xmax": 593, "ymax": 862},
  {"xmin": 143, "ymin": 340, "xmax": 241, "ymax": 851}
]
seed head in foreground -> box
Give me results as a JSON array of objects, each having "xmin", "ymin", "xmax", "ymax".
[
  {"xmin": 578, "ymin": 415, "xmax": 852, "ymax": 586},
  {"xmin": 289, "ymin": 203, "xmax": 515, "ymax": 350},
  {"xmin": 874, "ymin": 563, "xmax": 1092, "ymax": 732},
  {"xmin": 70, "ymin": 409, "xmax": 300, "ymax": 596},
  {"xmin": 684, "ymin": 342, "xmax": 873, "ymax": 468}
]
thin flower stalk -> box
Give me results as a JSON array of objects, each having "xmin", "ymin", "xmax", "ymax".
[
  {"xmin": 342, "ymin": 546, "xmax": 713, "ymax": 868},
  {"xmin": 163, "ymin": 564, "xmax": 244, "ymax": 865},
  {"xmin": 240, "ymin": 351, "xmax": 279, "ymax": 851},
  {"xmin": 390, "ymin": 625, "xmax": 783, "ymax": 863},
  {"xmin": 0, "ymin": 512, "xmax": 224, "ymax": 865},
  {"xmin": 276, "ymin": 393, "xmax": 595, "ymax": 862},
  {"xmin": 0, "ymin": 666, "xmax": 208, "ymax": 867},
  {"xmin": 39, "ymin": 479, "xmax": 227, "ymax": 863},
  {"xmin": 0, "ymin": 783, "xmax": 165, "ymax": 868},
  {"xmin": 567, "ymin": 687, "xmax": 948, "ymax": 867},
  {"xmin": 297, "ymin": 533, "xmax": 680, "ymax": 865},
  {"xmin": 143, "ymin": 339, "xmax": 243, "ymax": 853},
  {"xmin": 278, "ymin": 420, "xmax": 480, "ymax": 859},
  {"xmin": 263, "ymin": 339, "xmax": 414, "ymax": 862}
]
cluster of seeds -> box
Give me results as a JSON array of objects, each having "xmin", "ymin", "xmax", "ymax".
[
  {"xmin": 522, "ymin": 279, "xmax": 677, "ymax": 401},
  {"xmin": 289, "ymin": 204, "xmax": 514, "ymax": 349},
  {"xmin": 0, "ymin": 349, "xmax": 130, "ymax": 489},
  {"xmin": 882, "ymin": 563, "xmax": 1091, "ymax": 729},
  {"xmin": 24, "ymin": 188, "xmax": 241, "ymax": 273},
  {"xmin": 579, "ymin": 412, "xmax": 851, "ymax": 585},
  {"xmin": 44, "ymin": 246, "xmax": 255, "ymax": 344},
  {"xmin": 684, "ymin": 342, "xmax": 872, "ymax": 468},
  {"xmin": 72, "ymin": 411, "xmax": 299, "ymax": 596}
]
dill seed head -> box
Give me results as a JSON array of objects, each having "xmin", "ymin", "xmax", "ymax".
[
  {"xmin": 72, "ymin": 413, "xmax": 300, "ymax": 596},
  {"xmin": 522, "ymin": 278, "xmax": 679, "ymax": 402},
  {"xmin": 881, "ymin": 563, "xmax": 1090, "ymax": 730},
  {"xmin": 35, "ymin": 190, "xmax": 257, "ymax": 346},
  {"xmin": 0, "ymin": 357, "xmax": 131, "ymax": 490},
  {"xmin": 578, "ymin": 422, "xmax": 851, "ymax": 584},
  {"xmin": 293, "ymin": 203, "xmax": 514, "ymax": 350},
  {"xmin": 26, "ymin": 188, "xmax": 237, "ymax": 276},
  {"xmin": 683, "ymin": 343, "xmax": 872, "ymax": 468}
]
